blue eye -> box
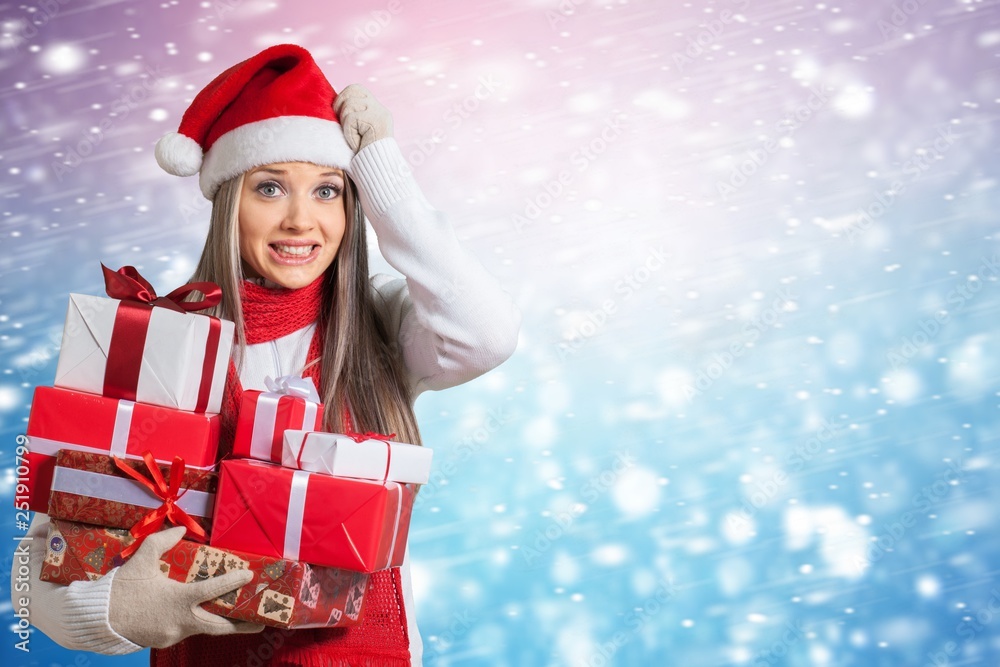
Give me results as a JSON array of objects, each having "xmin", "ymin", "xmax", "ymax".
[
  {"xmin": 257, "ymin": 181, "xmax": 281, "ymax": 197},
  {"xmin": 316, "ymin": 184, "xmax": 342, "ymax": 200}
]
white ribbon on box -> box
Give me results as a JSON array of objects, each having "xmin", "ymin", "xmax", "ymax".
[
  {"xmin": 50, "ymin": 465, "xmax": 214, "ymax": 518},
  {"xmin": 281, "ymin": 471, "xmax": 404, "ymax": 567},
  {"xmin": 247, "ymin": 375, "xmax": 322, "ymax": 461},
  {"xmin": 282, "ymin": 430, "xmax": 432, "ymax": 485},
  {"xmin": 27, "ymin": 399, "xmax": 214, "ymax": 470},
  {"xmin": 54, "ymin": 293, "xmax": 234, "ymax": 414}
]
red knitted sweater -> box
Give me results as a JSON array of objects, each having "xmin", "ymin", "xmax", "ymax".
[{"xmin": 150, "ymin": 277, "xmax": 412, "ymax": 667}]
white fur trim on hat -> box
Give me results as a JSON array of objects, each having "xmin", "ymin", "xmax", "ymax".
[
  {"xmin": 198, "ymin": 116, "xmax": 355, "ymax": 200},
  {"xmin": 155, "ymin": 132, "xmax": 204, "ymax": 177}
]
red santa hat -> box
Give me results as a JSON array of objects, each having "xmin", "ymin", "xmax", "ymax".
[{"xmin": 154, "ymin": 43, "xmax": 354, "ymax": 200}]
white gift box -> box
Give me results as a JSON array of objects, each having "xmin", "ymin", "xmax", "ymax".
[
  {"xmin": 282, "ymin": 430, "xmax": 433, "ymax": 485},
  {"xmin": 55, "ymin": 293, "xmax": 234, "ymax": 414}
]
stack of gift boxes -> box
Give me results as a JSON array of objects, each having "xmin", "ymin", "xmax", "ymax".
[{"xmin": 21, "ymin": 266, "xmax": 433, "ymax": 630}]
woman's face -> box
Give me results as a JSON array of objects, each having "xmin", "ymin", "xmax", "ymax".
[{"xmin": 238, "ymin": 161, "xmax": 348, "ymax": 289}]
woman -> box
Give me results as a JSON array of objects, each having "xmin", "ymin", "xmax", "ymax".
[{"xmin": 14, "ymin": 44, "xmax": 520, "ymax": 666}]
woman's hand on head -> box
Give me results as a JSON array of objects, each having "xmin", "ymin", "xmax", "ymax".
[{"xmin": 334, "ymin": 84, "xmax": 394, "ymax": 154}]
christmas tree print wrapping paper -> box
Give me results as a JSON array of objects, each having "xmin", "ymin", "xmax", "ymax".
[
  {"xmin": 40, "ymin": 519, "xmax": 369, "ymax": 629},
  {"xmin": 46, "ymin": 449, "xmax": 217, "ymax": 540}
]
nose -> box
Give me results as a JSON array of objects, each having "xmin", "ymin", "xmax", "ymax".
[{"xmin": 280, "ymin": 193, "xmax": 315, "ymax": 232}]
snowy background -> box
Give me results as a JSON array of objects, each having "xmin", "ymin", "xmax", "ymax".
[{"xmin": 2, "ymin": 0, "xmax": 1000, "ymax": 665}]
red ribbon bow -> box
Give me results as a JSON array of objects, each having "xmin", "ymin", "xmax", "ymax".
[
  {"xmin": 113, "ymin": 452, "xmax": 207, "ymax": 559},
  {"xmin": 100, "ymin": 264, "xmax": 225, "ymax": 413},
  {"xmin": 345, "ymin": 430, "xmax": 397, "ymax": 481},
  {"xmin": 344, "ymin": 430, "xmax": 397, "ymax": 443},
  {"xmin": 338, "ymin": 406, "xmax": 398, "ymax": 481},
  {"xmin": 101, "ymin": 263, "xmax": 222, "ymax": 313}
]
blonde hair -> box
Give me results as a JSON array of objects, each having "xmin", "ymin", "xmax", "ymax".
[{"xmin": 189, "ymin": 171, "xmax": 422, "ymax": 445}]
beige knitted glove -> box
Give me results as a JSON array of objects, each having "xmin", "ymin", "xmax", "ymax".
[
  {"xmin": 334, "ymin": 84, "xmax": 394, "ymax": 153},
  {"xmin": 108, "ymin": 526, "xmax": 263, "ymax": 648}
]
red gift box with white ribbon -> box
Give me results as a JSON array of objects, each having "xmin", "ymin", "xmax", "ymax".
[
  {"xmin": 210, "ymin": 459, "xmax": 415, "ymax": 573},
  {"xmin": 232, "ymin": 375, "xmax": 324, "ymax": 464},
  {"xmin": 53, "ymin": 265, "xmax": 234, "ymax": 414},
  {"xmin": 23, "ymin": 386, "xmax": 219, "ymax": 513},
  {"xmin": 47, "ymin": 449, "xmax": 216, "ymax": 546}
]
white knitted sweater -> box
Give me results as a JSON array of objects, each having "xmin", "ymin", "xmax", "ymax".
[{"xmin": 12, "ymin": 137, "xmax": 520, "ymax": 666}]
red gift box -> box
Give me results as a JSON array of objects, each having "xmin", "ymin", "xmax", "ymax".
[
  {"xmin": 41, "ymin": 519, "xmax": 369, "ymax": 628},
  {"xmin": 233, "ymin": 376, "xmax": 324, "ymax": 464},
  {"xmin": 211, "ymin": 459, "xmax": 415, "ymax": 572},
  {"xmin": 21, "ymin": 386, "xmax": 220, "ymax": 513},
  {"xmin": 47, "ymin": 449, "xmax": 216, "ymax": 541}
]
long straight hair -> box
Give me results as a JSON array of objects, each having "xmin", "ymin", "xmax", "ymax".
[{"xmin": 189, "ymin": 171, "xmax": 422, "ymax": 445}]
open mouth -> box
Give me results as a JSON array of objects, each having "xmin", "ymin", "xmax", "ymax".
[{"xmin": 269, "ymin": 243, "xmax": 320, "ymax": 264}]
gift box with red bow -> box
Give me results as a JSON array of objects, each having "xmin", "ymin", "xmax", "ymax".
[
  {"xmin": 41, "ymin": 519, "xmax": 369, "ymax": 629},
  {"xmin": 47, "ymin": 449, "xmax": 216, "ymax": 547},
  {"xmin": 232, "ymin": 375, "xmax": 324, "ymax": 464},
  {"xmin": 22, "ymin": 386, "xmax": 219, "ymax": 513},
  {"xmin": 211, "ymin": 459, "xmax": 415, "ymax": 572},
  {"xmin": 54, "ymin": 264, "xmax": 234, "ymax": 414},
  {"xmin": 282, "ymin": 430, "xmax": 433, "ymax": 485}
]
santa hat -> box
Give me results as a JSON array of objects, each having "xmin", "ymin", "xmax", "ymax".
[{"xmin": 154, "ymin": 44, "xmax": 354, "ymax": 201}]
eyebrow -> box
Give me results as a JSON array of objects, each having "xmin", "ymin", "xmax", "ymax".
[{"xmin": 251, "ymin": 168, "xmax": 343, "ymax": 177}]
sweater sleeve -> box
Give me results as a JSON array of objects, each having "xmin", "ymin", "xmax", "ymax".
[
  {"xmin": 348, "ymin": 137, "xmax": 521, "ymax": 396},
  {"xmin": 11, "ymin": 513, "xmax": 143, "ymax": 655}
]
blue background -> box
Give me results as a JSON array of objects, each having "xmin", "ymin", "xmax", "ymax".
[{"xmin": 2, "ymin": 0, "xmax": 1000, "ymax": 665}]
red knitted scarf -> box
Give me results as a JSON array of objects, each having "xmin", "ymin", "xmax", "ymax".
[
  {"xmin": 240, "ymin": 276, "xmax": 325, "ymax": 345},
  {"xmin": 151, "ymin": 276, "xmax": 412, "ymax": 667}
]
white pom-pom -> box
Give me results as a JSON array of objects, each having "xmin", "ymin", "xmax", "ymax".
[{"xmin": 155, "ymin": 132, "xmax": 203, "ymax": 176}]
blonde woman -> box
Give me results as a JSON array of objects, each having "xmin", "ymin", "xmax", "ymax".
[{"xmin": 14, "ymin": 43, "xmax": 519, "ymax": 667}]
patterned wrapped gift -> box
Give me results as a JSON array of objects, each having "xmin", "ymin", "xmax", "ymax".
[
  {"xmin": 233, "ymin": 375, "xmax": 324, "ymax": 464},
  {"xmin": 22, "ymin": 385, "xmax": 219, "ymax": 513},
  {"xmin": 211, "ymin": 459, "xmax": 416, "ymax": 572},
  {"xmin": 54, "ymin": 264, "xmax": 234, "ymax": 414},
  {"xmin": 40, "ymin": 519, "xmax": 369, "ymax": 629},
  {"xmin": 47, "ymin": 449, "xmax": 216, "ymax": 542},
  {"xmin": 282, "ymin": 430, "xmax": 433, "ymax": 485}
]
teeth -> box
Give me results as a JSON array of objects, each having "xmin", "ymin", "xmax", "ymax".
[{"xmin": 273, "ymin": 244, "xmax": 313, "ymax": 256}]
